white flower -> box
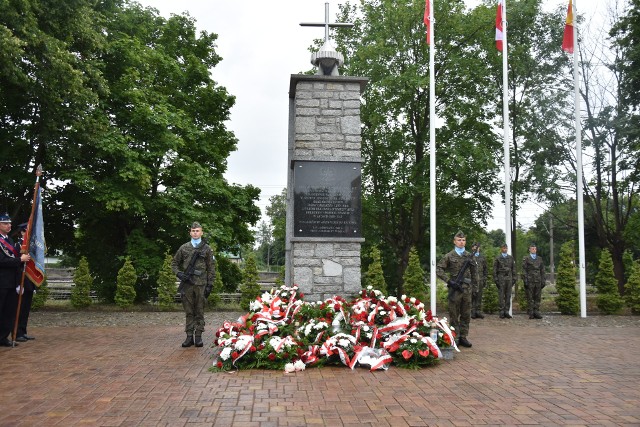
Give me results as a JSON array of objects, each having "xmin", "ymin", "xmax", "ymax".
[
  {"xmin": 338, "ymin": 338, "xmax": 351, "ymax": 348},
  {"xmin": 249, "ymin": 300, "xmax": 263, "ymax": 311},
  {"xmin": 387, "ymin": 296, "xmax": 397, "ymax": 303},
  {"xmin": 366, "ymin": 285, "xmax": 373, "ymax": 290},
  {"xmin": 410, "ymin": 339, "xmax": 418, "ymax": 344},
  {"xmin": 401, "ymin": 294, "xmax": 407, "ymax": 300},
  {"xmin": 284, "ymin": 363, "xmax": 296, "ymax": 373},
  {"xmin": 410, "ymin": 297, "xmax": 416, "ymax": 304},
  {"xmin": 220, "ymin": 347, "xmax": 232, "ymax": 361},
  {"xmin": 362, "ymin": 325, "xmax": 370, "ymax": 332},
  {"xmin": 294, "ymin": 360, "xmax": 306, "ymax": 371}
]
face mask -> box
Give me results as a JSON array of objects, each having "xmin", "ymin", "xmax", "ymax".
[
  {"xmin": 455, "ymin": 247, "xmax": 465, "ymax": 255},
  {"xmin": 502, "ymin": 253, "xmax": 508, "ymax": 257},
  {"xmin": 191, "ymin": 238, "xmax": 202, "ymax": 247},
  {"xmin": 530, "ymin": 253, "xmax": 537, "ymax": 260}
]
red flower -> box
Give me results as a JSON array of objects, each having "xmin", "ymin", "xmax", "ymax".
[
  {"xmin": 217, "ymin": 361, "xmax": 223, "ymax": 368},
  {"xmin": 268, "ymin": 353, "xmax": 276, "ymax": 361},
  {"xmin": 402, "ymin": 350, "xmax": 413, "ymax": 360},
  {"xmin": 250, "ymin": 346, "xmax": 257, "ymax": 353},
  {"xmin": 443, "ymin": 334, "xmax": 451, "ymax": 345},
  {"xmin": 334, "ymin": 304, "xmax": 341, "ymax": 311},
  {"xmin": 231, "ymin": 351, "xmax": 239, "ymax": 359},
  {"xmin": 418, "ymin": 349, "xmax": 430, "ymax": 357},
  {"xmin": 299, "ymin": 293, "xmax": 304, "ymax": 298}
]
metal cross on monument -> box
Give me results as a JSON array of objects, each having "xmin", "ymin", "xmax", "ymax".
[{"xmin": 300, "ymin": 2, "xmax": 353, "ymax": 76}]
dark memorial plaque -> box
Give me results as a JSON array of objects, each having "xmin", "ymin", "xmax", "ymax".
[{"xmin": 293, "ymin": 161, "xmax": 361, "ymax": 238}]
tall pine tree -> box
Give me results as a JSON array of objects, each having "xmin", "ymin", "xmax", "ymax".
[{"xmin": 555, "ymin": 241, "xmax": 579, "ymax": 315}]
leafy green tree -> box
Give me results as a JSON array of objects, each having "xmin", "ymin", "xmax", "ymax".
[
  {"xmin": 595, "ymin": 249, "xmax": 624, "ymax": 314},
  {"xmin": 239, "ymin": 254, "xmax": 261, "ymax": 310},
  {"xmin": 624, "ymin": 260, "xmax": 640, "ymax": 314},
  {"xmin": 0, "ymin": 2, "xmax": 261, "ymax": 302},
  {"xmin": 555, "ymin": 241, "xmax": 579, "ymax": 315},
  {"xmin": 623, "ymin": 250, "xmax": 635, "ymax": 283},
  {"xmin": 115, "ymin": 257, "xmax": 137, "ymax": 308},
  {"xmin": 71, "ymin": 257, "xmax": 93, "ymax": 308},
  {"xmin": 402, "ymin": 248, "xmax": 426, "ymax": 302},
  {"xmin": 156, "ymin": 253, "xmax": 177, "ymax": 310},
  {"xmin": 363, "ymin": 246, "xmax": 387, "ymax": 295},
  {"xmin": 611, "ymin": 0, "xmax": 640, "ymax": 108},
  {"xmin": 265, "ymin": 188, "xmax": 287, "ymax": 266}
]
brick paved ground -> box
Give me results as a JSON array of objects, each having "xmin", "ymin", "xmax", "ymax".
[{"xmin": 1, "ymin": 313, "xmax": 639, "ymax": 426}]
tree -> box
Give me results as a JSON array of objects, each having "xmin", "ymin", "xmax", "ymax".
[
  {"xmin": 71, "ymin": 257, "xmax": 93, "ymax": 308},
  {"xmin": 115, "ymin": 257, "xmax": 137, "ymax": 308},
  {"xmin": 156, "ymin": 253, "xmax": 178, "ymax": 310},
  {"xmin": 255, "ymin": 220, "xmax": 274, "ymax": 270},
  {"xmin": 239, "ymin": 254, "xmax": 261, "ymax": 310},
  {"xmin": 482, "ymin": 281, "xmax": 499, "ymax": 315},
  {"xmin": 624, "ymin": 260, "xmax": 640, "ymax": 314},
  {"xmin": 0, "ymin": 1, "xmax": 261, "ymax": 302},
  {"xmin": 612, "ymin": 0, "xmax": 640, "ymax": 108},
  {"xmin": 402, "ymin": 247, "xmax": 426, "ymax": 302},
  {"xmin": 363, "ymin": 246, "xmax": 387, "ymax": 295},
  {"xmin": 217, "ymin": 255, "xmax": 243, "ymax": 293},
  {"xmin": 207, "ymin": 266, "xmax": 224, "ymax": 307},
  {"xmin": 31, "ymin": 280, "xmax": 49, "ymax": 311},
  {"xmin": 555, "ymin": 241, "xmax": 579, "ymax": 315},
  {"xmin": 595, "ymin": 249, "xmax": 624, "ymax": 314},
  {"xmin": 265, "ymin": 188, "xmax": 287, "ymax": 266}
]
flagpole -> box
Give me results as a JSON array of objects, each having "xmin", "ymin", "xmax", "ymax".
[
  {"xmin": 500, "ymin": 1, "xmax": 514, "ymax": 316},
  {"xmin": 572, "ymin": 1, "xmax": 587, "ymax": 318},
  {"xmin": 12, "ymin": 165, "xmax": 42, "ymax": 344},
  {"xmin": 427, "ymin": 0, "xmax": 437, "ymax": 315}
]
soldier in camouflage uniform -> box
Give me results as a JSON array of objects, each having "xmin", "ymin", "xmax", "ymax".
[
  {"xmin": 493, "ymin": 243, "xmax": 516, "ymax": 319},
  {"xmin": 172, "ymin": 222, "xmax": 216, "ymax": 347},
  {"xmin": 471, "ymin": 243, "xmax": 488, "ymax": 319},
  {"xmin": 521, "ymin": 243, "xmax": 546, "ymax": 319},
  {"xmin": 436, "ymin": 231, "xmax": 477, "ymax": 348}
]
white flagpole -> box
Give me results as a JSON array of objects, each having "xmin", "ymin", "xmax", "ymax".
[
  {"xmin": 429, "ymin": 0, "xmax": 437, "ymax": 315},
  {"xmin": 501, "ymin": 1, "xmax": 514, "ymax": 316},
  {"xmin": 572, "ymin": 0, "xmax": 587, "ymax": 318}
]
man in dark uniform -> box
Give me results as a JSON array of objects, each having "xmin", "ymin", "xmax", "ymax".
[
  {"xmin": 0, "ymin": 213, "xmax": 30, "ymax": 347},
  {"xmin": 522, "ymin": 243, "xmax": 546, "ymax": 319},
  {"xmin": 493, "ymin": 242, "xmax": 516, "ymax": 319},
  {"xmin": 436, "ymin": 231, "xmax": 477, "ymax": 348},
  {"xmin": 172, "ymin": 222, "xmax": 215, "ymax": 348},
  {"xmin": 471, "ymin": 243, "xmax": 488, "ymax": 319},
  {"xmin": 15, "ymin": 223, "xmax": 36, "ymax": 341}
]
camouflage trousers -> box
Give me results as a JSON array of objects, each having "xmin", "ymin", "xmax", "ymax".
[
  {"xmin": 181, "ymin": 283, "xmax": 206, "ymax": 336},
  {"xmin": 448, "ymin": 285, "xmax": 471, "ymax": 339},
  {"xmin": 496, "ymin": 279, "xmax": 513, "ymax": 315},
  {"xmin": 472, "ymin": 280, "xmax": 486, "ymax": 315},
  {"xmin": 526, "ymin": 280, "xmax": 543, "ymax": 315}
]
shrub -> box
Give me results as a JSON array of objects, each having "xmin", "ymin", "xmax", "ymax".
[
  {"xmin": 115, "ymin": 257, "xmax": 137, "ymax": 308},
  {"xmin": 555, "ymin": 241, "xmax": 579, "ymax": 315},
  {"xmin": 364, "ymin": 246, "xmax": 387, "ymax": 295},
  {"xmin": 71, "ymin": 257, "xmax": 93, "ymax": 308},
  {"xmin": 208, "ymin": 264, "xmax": 224, "ymax": 307},
  {"xmin": 402, "ymin": 247, "xmax": 426, "ymax": 303},
  {"xmin": 624, "ymin": 260, "xmax": 640, "ymax": 314},
  {"xmin": 482, "ymin": 281, "xmax": 499, "ymax": 314},
  {"xmin": 595, "ymin": 249, "xmax": 624, "ymax": 314},
  {"xmin": 157, "ymin": 253, "xmax": 178, "ymax": 310},
  {"xmin": 515, "ymin": 280, "xmax": 528, "ymax": 313},
  {"xmin": 31, "ymin": 279, "xmax": 49, "ymax": 310},
  {"xmin": 239, "ymin": 255, "xmax": 261, "ymax": 310}
]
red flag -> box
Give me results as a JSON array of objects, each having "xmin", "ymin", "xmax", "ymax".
[
  {"xmin": 495, "ymin": 0, "xmax": 504, "ymax": 51},
  {"xmin": 424, "ymin": 0, "xmax": 431, "ymax": 45},
  {"xmin": 562, "ymin": 0, "xmax": 574, "ymax": 53}
]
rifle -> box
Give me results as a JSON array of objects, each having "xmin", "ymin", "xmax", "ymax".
[
  {"xmin": 447, "ymin": 244, "xmax": 478, "ymax": 296},
  {"xmin": 177, "ymin": 243, "xmax": 206, "ymax": 294}
]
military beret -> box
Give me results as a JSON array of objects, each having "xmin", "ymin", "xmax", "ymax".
[
  {"xmin": 500, "ymin": 242, "xmax": 508, "ymax": 248},
  {"xmin": 190, "ymin": 222, "xmax": 202, "ymax": 229},
  {"xmin": 454, "ymin": 230, "xmax": 466, "ymax": 239},
  {"xmin": 529, "ymin": 242, "xmax": 537, "ymax": 248}
]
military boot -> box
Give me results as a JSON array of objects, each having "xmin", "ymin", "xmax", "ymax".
[
  {"xmin": 181, "ymin": 335, "xmax": 194, "ymax": 347},
  {"xmin": 194, "ymin": 335, "xmax": 204, "ymax": 347}
]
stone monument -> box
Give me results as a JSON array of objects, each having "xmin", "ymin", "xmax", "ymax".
[{"xmin": 285, "ymin": 3, "xmax": 368, "ymax": 301}]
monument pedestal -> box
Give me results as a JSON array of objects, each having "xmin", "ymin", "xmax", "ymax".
[{"xmin": 285, "ymin": 75, "xmax": 368, "ymax": 301}]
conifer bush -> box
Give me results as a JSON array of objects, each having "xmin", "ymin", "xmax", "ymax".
[
  {"xmin": 595, "ymin": 249, "xmax": 624, "ymax": 314},
  {"xmin": 157, "ymin": 253, "xmax": 178, "ymax": 309},
  {"xmin": 555, "ymin": 241, "xmax": 579, "ymax": 315},
  {"xmin": 364, "ymin": 246, "xmax": 387, "ymax": 295},
  {"xmin": 240, "ymin": 254, "xmax": 261, "ymax": 310},
  {"xmin": 31, "ymin": 279, "xmax": 49, "ymax": 310},
  {"xmin": 624, "ymin": 260, "xmax": 640, "ymax": 314},
  {"xmin": 115, "ymin": 257, "xmax": 137, "ymax": 308},
  {"xmin": 402, "ymin": 247, "xmax": 426, "ymax": 303},
  {"xmin": 482, "ymin": 280, "xmax": 499, "ymax": 314},
  {"xmin": 71, "ymin": 256, "xmax": 93, "ymax": 308},
  {"xmin": 515, "ymin": 280, "xmax": 528, "ymax": 313},
  {"xmin": 208, "ymin": 263, "xmax": 223, "ymax": 307}
]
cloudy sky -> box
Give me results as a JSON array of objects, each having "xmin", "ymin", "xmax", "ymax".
[{"xmin": 136, "ymin": 0, "xmax": 607, "ymax": 231}]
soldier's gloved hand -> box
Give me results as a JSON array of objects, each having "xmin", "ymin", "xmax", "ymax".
[
  {"xmin": 177, "ymin": 271, "xmax": 188, "ymax": 282},
  {"xmin": 204, "ymin": 283, "xmax": 213, "ymax": 299}
]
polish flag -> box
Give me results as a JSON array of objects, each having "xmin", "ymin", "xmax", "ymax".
[
  {"xmin": 496, "ymin": 0, "xmax": 504, "ymax": 51},
  {"xmin": 562, "ymin": 0, "xmax": 574, "ymax": 53}
]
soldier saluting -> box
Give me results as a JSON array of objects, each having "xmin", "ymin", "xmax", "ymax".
[{"xmin": 436, "ymin": 231, "xmax": 477, "ymax": 348}]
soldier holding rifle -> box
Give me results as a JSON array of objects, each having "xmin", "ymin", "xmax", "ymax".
[
  {"xmin": 436, "ymin": 231, "xmax": 478, "ymax": 348},
  {"xmin": 172, "ymin": 222, "xmax": 215, "ymax": 348}
]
